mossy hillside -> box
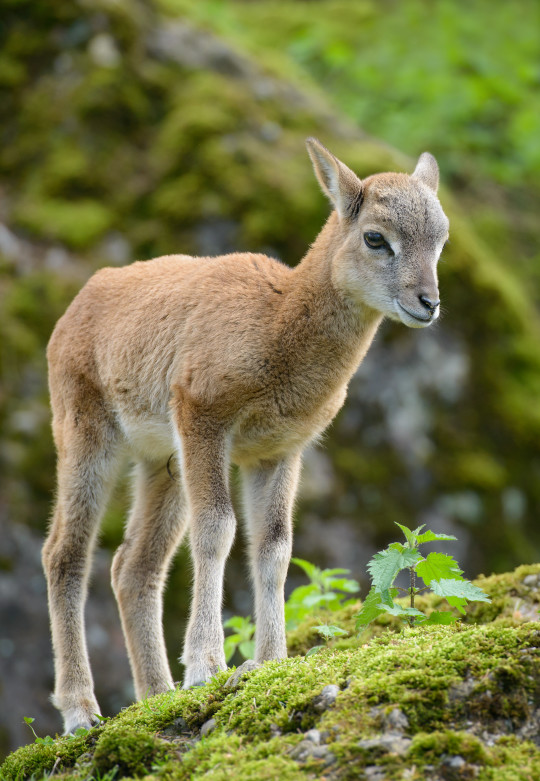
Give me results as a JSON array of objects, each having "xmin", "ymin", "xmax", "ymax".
[{"xmin": 2, "ymin": 620, "xmax": 539, "ymax": 780}]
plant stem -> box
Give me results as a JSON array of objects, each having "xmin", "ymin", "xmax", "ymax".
[{"xmin": 409, "ymin": 566, "xmax": 416, "ymax": 626}]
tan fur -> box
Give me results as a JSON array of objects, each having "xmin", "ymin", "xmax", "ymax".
[{"xmin": 43, "ymin": 139, "xmax": 449, "ymax": 733}]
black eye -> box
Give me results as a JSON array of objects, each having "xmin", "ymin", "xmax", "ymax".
[{"xmin": 364, "ymin": 231, "xmax": 389, "ymax": 250}]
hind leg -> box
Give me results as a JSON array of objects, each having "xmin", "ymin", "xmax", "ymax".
[
  {"xmin": 111, "ymin": 459, "xmax": 188, "ymax": 699},
  {"xmin": 42, "ymin": 417, "xmax": 120, "ymax": 734}
]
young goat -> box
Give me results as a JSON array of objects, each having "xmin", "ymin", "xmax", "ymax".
[{"xmin": 43, "ymin": 138, "xmax": 449, "ymax": 733}]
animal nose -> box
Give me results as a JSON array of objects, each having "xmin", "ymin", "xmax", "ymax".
[{"xmin": 419, "ymin": 294, "xmax": 440, "ymax": 314}]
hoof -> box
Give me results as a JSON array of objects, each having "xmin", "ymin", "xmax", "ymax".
[{"xmin": 62, "ymin": 705, "xmax": 102, "ymax": 735}]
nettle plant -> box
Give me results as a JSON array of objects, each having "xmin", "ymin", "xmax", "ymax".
[{"xmin": 355, "ymin": 523, "xmax": 491, "ymax": 630}]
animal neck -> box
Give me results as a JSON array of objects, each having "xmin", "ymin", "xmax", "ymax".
[{"xmin": 282, "ymin": 211, "xmax": 383, "ymax": 375}]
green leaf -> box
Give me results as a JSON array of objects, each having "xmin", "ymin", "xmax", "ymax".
[
  {"xmin": 355, "ymin": 586, "xmax": 387, "ymax": 630},
  {"xmin": 325, "ymin": 577, "xmax": 360, "ymax": 594},
  {"xmin": 379, "ymin": 587, "xmax": 399, "ymax": 607},
  {"xmin": 446, "ymin": 596, "xmax": 468, "ymax": 614},
  {"xmin": 416, "ymin": 552, "xmax": 463, "ymax": 586},
  {"xmin": 239, "ymin": 640, "xmax": 255, "ymax": 660},
  {"xmin": 320, "ymin": 568, "xmax": 352, "ymax": 577},
  {"xmin": 291, "ymin": 558, "xmax": 319, "ymax": 581},
  {"xmin": 305, "ymin": 645, "xmax": 324, "ymax": 657},
  {"xmin": 384, "ymin": 604, "xmax": 426, "ymax": 619},
  {"xmin": 416, "ymin": 530, "xmax": 457, "ymax": 544},
  {"xmin": 23, "ymin": 717, "xmax": 35, "ymax": 725},
  {"xmin": 389, "ymin": 542, "xmax": 405, "ymax": 553},
  {"xmin": 315, "ymin": 624, "xmax": 348, "ymax": 640},
  {"xmin": 421, "ymin": 611, "xmax": 460, "ymax": 625},
  {"xmin": 367, "ymin": 547, "xmax": 420, "ymax": 591},
  {"xmin": 224, "ymin": 616, "xmax": 244, "ymax": 631},
  {"xmin": 36, "ymin": 735, "xmax": 55, "ymax": 745},
  {"xmin": 224, "ymin": 636, "xmax": 239, "ymax": 663},
  {"xmin": 395, "ymin": 522, "xmax": 417, "ymax": 548},
  {"xmin": 302, "ymin": 591, "xmax": 339, "ymax": 608},
  {"xmin": 431, "ymin": 578, "xmax": 491, "ymax": 603}
]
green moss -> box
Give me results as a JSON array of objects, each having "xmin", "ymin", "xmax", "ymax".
[
  {"xmin": 0, "ymin": 732, "xmax": 91, "ymax": 781},
  {"xmin": 2, "ymin": 620, "xmax": 539, "ymax": 780},
  {"xmin": 93, "ymin": 725, "xmax": 169, "ymax": 777},
  {"xmin": 410, "ymin": 730, "xmax": 488, "ymax": 763}
]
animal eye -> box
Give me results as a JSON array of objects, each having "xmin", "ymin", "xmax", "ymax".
[{"xmin": 364, "ymin": 231, "xmax": 388, "ymax": 250}]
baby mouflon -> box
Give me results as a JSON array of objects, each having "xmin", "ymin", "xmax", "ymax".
[{"xmin": 43, "ymin": 138, "xmax": 449, "ymax": 733}]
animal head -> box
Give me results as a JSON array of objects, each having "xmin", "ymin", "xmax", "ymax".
[{"xmin": 306, "ymin": 137, "xmax": 449, "ymax": 328}]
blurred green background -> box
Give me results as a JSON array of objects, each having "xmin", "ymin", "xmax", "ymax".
[{"xmin": 1, "ymin": 0, "xmax": 540, "ymax": 757}]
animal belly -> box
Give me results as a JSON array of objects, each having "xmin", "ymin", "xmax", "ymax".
[{"xmin": 119, "ymin": 414, "xmax": 175, "ymax": 461}]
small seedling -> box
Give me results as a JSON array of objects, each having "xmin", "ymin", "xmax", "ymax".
[
  {"xmin": 285, "ymin": 558, "xmax": 360, "ymax": 630},
  {"xmin": 23, "ymin": 716, "xmax": 55, "ymax": 745},
  {"xmin": 355, "ymin": 522, "xmax": 491, "ymax": 630},
  {"xmin": 305, "ymin": 623, "xmax": 348, "ymax": 657}
]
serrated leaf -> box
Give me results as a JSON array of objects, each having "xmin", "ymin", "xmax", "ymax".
[
  {"xmin": 431, "ymin": 578, "xmax": 491, "ymax": 603},
  {"xmin": 389, "ymin": 542, "xmax": 405, "ymax": 552},
  {"xmin": 421, "ymin": 611, "xmax": 460, "ymax": 625},
  {"xmin": 367, "ymin": 547, "xmax": 420, "ymax": 591},
  {"xmin": 379, "ymin": 587, "xmax": 399, "ymax": 607},
  {"xmin": 416, "ymin": 530, "xmax": 457, "ymax": 544},
  {"xmin": 416, "ymin": 552, "xmax": 463, "ymax": 586},
  {"xmin": 384, "ymin": 604, "xmax": 426, "ymax": 619},
  {"xmin": 355, "ymin": 586, "xmax": 387, "ymax": 629},
  {"xmin": 395, "ymin": 522, "xmax": 417, "ymax": 547},
  {"xmin": 446, "ymin": 595, "xmax": 468, "ymax": 614}
]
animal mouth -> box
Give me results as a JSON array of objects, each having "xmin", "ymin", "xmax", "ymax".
[{"xmin": 395, "ymin": 299, "xmax": 433, "ymax": 323}]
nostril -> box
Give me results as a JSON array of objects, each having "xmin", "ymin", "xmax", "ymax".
[{"xmin": 419, "ymin": 294, "xmax": 440, "ymax": 312}]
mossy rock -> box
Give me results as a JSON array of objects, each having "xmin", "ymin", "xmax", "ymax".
[{"xmin": 2, "ymin": 563, "xmax": 539, "ymax": 780}]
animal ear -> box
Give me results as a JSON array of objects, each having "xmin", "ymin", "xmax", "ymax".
[
  {"xmin": 306, "ymin": 137, "xmax": 363, "ymax": 219},
  {"xmin": 412, "ymin": 152, "xmax": 439, "ymax": 192}
]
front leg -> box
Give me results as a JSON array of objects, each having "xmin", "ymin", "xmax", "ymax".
[
  {"xmin": 241, "ymin": 453, "xmax": 302, "ymax": 662},
  {"xmin": 173, "ymin": 399, "xmax": 236, "ymax": 688}
]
